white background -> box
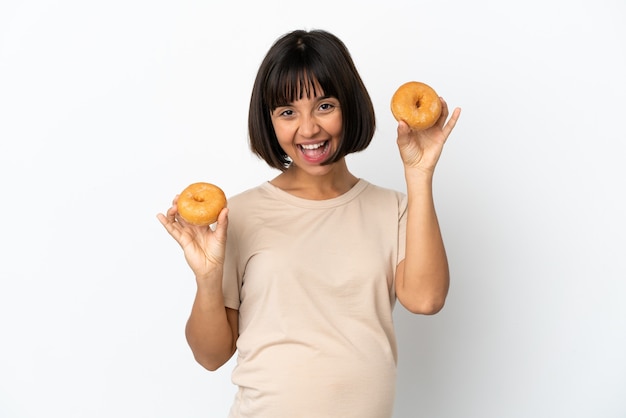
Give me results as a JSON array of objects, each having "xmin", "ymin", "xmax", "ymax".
[{"xmin": 1, "ymin": 0, "xmax": 625, "ymax": 417}]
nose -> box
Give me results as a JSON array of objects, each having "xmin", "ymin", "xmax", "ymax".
[{"xmin": 298, "ymin": 114, "xmax": 321, "ymax": 138}]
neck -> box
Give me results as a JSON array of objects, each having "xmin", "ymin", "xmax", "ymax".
[{"xmin": 270, "ymin": 159, "xmax": 358, "ymax": 200}]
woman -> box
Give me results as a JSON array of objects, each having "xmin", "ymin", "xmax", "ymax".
[{"xmin": 158, "ymin": 29, "xmax": 461, "ymax": 418}]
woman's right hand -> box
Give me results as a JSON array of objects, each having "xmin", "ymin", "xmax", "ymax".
[{"xmin": 157, "ymin": 195, "xmax": 229, "ymax": 279}]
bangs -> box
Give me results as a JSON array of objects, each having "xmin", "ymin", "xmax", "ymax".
[
  {"xmin": 264, "ymin": 59, "xmax": 338, "ymax": 110},
  {"xmin": 248, "ymin": 29, "xmax": 375, "ymax": 171}
]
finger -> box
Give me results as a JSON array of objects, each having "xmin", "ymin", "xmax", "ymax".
[
  {"xmin": 213, "ymin": 207, "xmax": 229, "ymax": 238},
  {"xmin": 435, "ymin": 97, "xmax": 450, "ymax": 129},
  {"xmin": 396, "ymin": 119, "xmax": 410, "ymax": 133},
  {"xmin": 442, "ymin": 107, "xmax": 461, "ymax": 139},
  {"xmin": 157, "ymin": 212, "xmax": 183, "ymax": 241},
  {"xmin": 396, "ymin": 120, "xmax": 412, "ymax": 145},
  {"xmin": 217, "ymin": 207, "xmax": 229, "ymax": 225},
  {"xmin": 156, "ymin": 212, "xmax": 168, "ymax": 226}
]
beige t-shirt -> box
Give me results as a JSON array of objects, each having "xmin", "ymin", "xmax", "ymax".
[{"xmin": 223, "ymin": 179, "xmax": 407, "ymax": 418}]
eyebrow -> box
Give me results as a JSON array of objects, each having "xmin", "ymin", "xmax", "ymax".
[{"xmin": 272, "ymin": 94, "xmax": 336, "ymax": 109}]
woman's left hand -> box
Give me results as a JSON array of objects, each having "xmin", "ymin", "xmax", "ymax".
[{"xmin": 396, "ymin": 98, "xmax": 461, "ymax": 175}]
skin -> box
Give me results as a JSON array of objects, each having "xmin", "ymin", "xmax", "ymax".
[
  {"xmin": 269, "ymin": 93, "xmax": 358, "ymax": 199},
  {"xmin": 157, "ymin": 200, "xmax": 236, "ymax": 371},
  {"xmin": 157, "ymin": 89, "xmax": 461, "ymax": 370},
  {"xmin": 394, "ymin": 99, "xmax": 461, "ymax": 314}
]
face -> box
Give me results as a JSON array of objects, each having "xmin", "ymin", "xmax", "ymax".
[{"xmin": 270, "ymin": 92, "xmax": 343, "ymax": 175}]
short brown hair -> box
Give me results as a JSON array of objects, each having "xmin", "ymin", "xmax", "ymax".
[{"xmin": 248, "ymin": 29, "xmax": 376, "ymax": 170}]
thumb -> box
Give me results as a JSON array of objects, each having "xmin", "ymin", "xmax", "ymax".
[
  {"xmin": 213, "ymin": 207, "xmax": 229, "ymax": 237},
  {"xmin": 396, "ymin": 120, "xmax": 413, "ymax": 148}
]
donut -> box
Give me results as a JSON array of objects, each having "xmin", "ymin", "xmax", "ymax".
[
  {"xmin": 390, "ymin": 81, "xmax": 442, "ymax": 130},
  {"xmin": 177, "ymin": 182, "xmax": 227, "ymax": 226}
]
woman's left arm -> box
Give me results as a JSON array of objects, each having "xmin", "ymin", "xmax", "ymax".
[{"xmin": 395, "ymin": 98, "xmax": 461, "ymax": 314}]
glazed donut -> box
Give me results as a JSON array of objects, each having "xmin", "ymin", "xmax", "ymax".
[
  {"xmin": 177, "ymin": 182, "xmax": 227, "ymax": 226},
  {"xmin": 390, "ymin": 81, "xmax": 442, "ymax": 130}
]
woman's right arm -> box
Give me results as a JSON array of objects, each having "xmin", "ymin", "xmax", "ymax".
[
  {"xmin": 157, "ymin": 201, "xmax": 238, "ymax": 371},
  {"xmin": 185, "ymin": 274, "xmax": 238, "ymax": 371}
]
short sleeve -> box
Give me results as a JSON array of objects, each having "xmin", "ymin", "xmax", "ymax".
[
  {"xmin": 397, "ymin": 193, "xmax": 408, "ymax": 265},
  {"xmin": 222, "ymin": 210, "xmax": 242, "ymax": 310}
]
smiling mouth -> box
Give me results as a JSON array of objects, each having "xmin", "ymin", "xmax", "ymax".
[
  {"xmin": 299, "ymin": 141, "xmax": 328, "ymax": 151},
  {"xmin": 297, "ymin": 141, "xmax": 330, "ymax": 161}
]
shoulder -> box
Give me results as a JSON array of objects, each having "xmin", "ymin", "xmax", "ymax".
[
  {"xmin": 227, "ymin": 183, "xmax": 273, "ymax": 208},
  {"xmin": 359, "ymin": 180, "xmax": 406, "ymax": 204},
  {"xmin": 225, "ymin": 182, "xmax": 280, "ymax": 226},
  {"xmin": 360, "ymin": 181, "xmax": 408, "ymax": 221}
]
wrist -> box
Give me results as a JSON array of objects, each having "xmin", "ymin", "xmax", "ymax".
[
  {"xmin": 404, "ymin": 166, "xmax": 434, "ymax": 185},
  {"xmin": 195, "ymin": 268, "xmax": 223, "ymax": 289}
]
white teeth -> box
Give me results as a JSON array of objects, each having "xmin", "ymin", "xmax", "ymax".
[{"xmin": 300, "ymin": 141, "xmax": 326, "ymax": 150}]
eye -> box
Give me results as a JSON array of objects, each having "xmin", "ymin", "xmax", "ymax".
[
  {"xmin": 273, "ymin": 108, "xmax": 294, "ymax": 118},
  {"xmin": 317, "ymin": 96, "xmax": 340, "ymax": 112}
]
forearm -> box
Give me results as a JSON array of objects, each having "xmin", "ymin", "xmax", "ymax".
[
  {"xmin": 185, "ymin": 271, "xmax": 237, "ymax": 371},
  {"xmin": 397, "ymin": 170, "xmax": 449, "ymax": 314}
]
